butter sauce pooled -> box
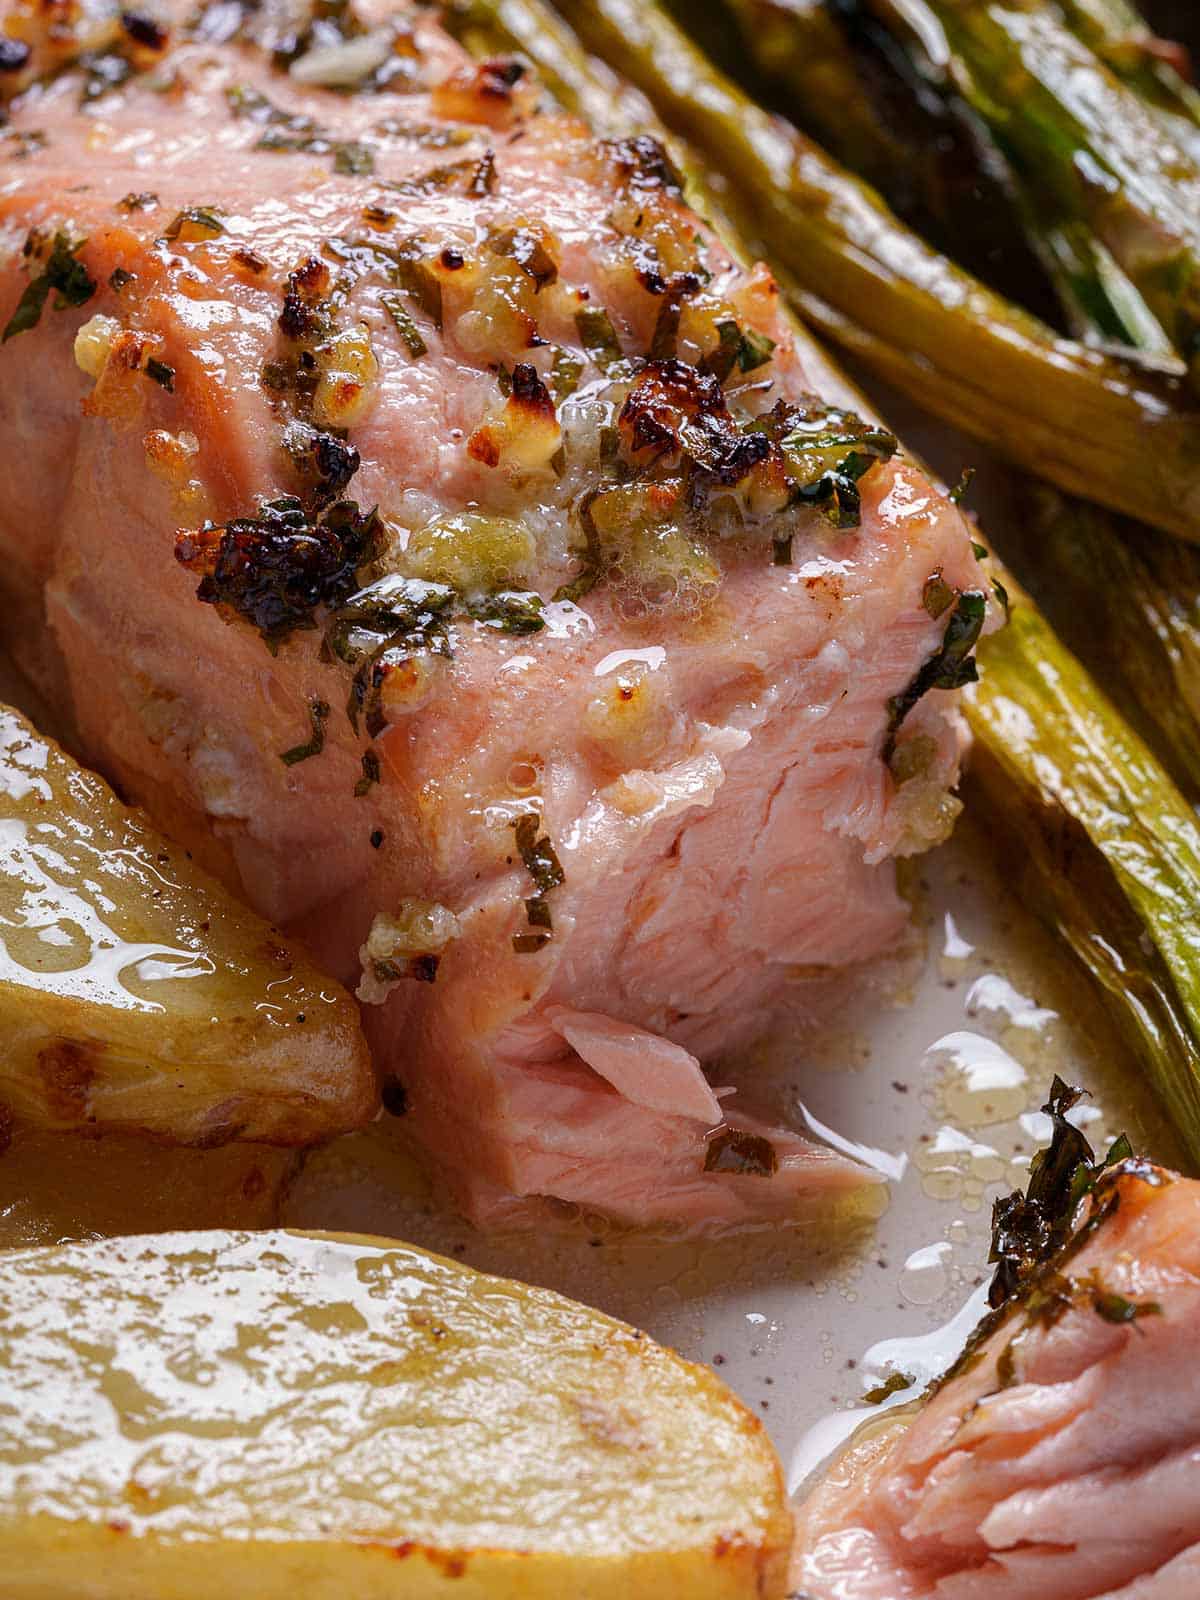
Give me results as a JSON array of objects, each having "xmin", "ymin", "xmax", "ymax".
[
  {"xmin": 0, "ymin": 705, "xmax": 373, "ymax": 1144},
  {"xmin": 0, "ymin": 1229, "xmax": 791, "ymax": 1599}
]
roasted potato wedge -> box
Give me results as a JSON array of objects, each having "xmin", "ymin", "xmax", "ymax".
[
  {"xmin": 0, "ymin": 1122, "xmax": 296, "ymax": 1248},
  {"xmin": 0, "ymin": 1229, "xmax": 791, "ymax": 1598},
  {"xmin": 0, "ymin": 704, "xmax": 374, "ymax": 1144}
]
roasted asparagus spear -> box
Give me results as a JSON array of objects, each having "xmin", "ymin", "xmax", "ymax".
[
  {"xmin": 864, "ymin": 0, "xmax": 1200, "ymax": 382},
  {"xmin": 965, "ymin": 589, "xmax": 1200, "ymax": 1167},
  {"xmin": 1057, "ymin": 0, "xmax": 1200, "ymax": 161}
]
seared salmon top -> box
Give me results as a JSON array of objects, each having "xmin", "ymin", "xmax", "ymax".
[{"xmin": 0, "ymin": 0, "xmax": 989, "ymax": 1229}]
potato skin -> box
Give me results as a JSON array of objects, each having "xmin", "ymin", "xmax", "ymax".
[
  {"xmin": 0, "ymin": 1523, "xmax": 787, "ymax": 1599},
  {"xmin": 0, "ymin": 704, "xmax": 375, "ymax": 1145},
  {"xmin": 0, "ymin": 1231, "xmax": 792, "ymax": 1598}
]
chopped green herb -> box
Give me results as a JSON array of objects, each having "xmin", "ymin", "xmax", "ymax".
[
  {"xmin": 513, "ymin": 813, "xmax": 565, "ymax": 897},
  {"xmin": 1089, "ymin": 1277, "xmax": 1160, "ymax": 1325},
  {"xmin": 280, "ymin": 698, "xmax": 330, "ymax": 766},
  {"xmin": 951, "ymin": 468, "xmax": 977, "ymax": 506},
  {"xmin": 108, "ymin": 267, "xmax": 135, "ymax": 293},
  {"xmin": 2, "ymin": 231, "xmax": 96, "ymax": 343},
  {"xmin": 470, "ymin": 589, "xmax": 546, "ymax": 635},
  {"xmin": 511, "ymin": 812, "xmax": 564, "ymax": 950},
  {"xmin": 550, "ymin": 346, "xmax": 583, "ymax": 402},
  {"xmin": 334, "ymin": 141, "xmax": 374, "ymax": 176},
  {"xmin": 988, "ymin": 1077, "xmax": 1135, "ymax": 1307},
  {"xmin": 777, "ymin": 403, "xmax": 898, "ymax": 530},
  {"xmin": 145, "ymin": 357, "xmax": 175, "ymax": 392},
  {"xmin": 575, "ymin": 305, "xmax": 623, "ymax": 370},
  {"xmin": 736, "ymin": 326, "xmax": 775, "ymax": 373},
  {"xmin": 393, "ymin": 241, "xmax": 443, "ymax": 330},
  {"xmin": 380, "ymin": 291, "xmax": 427, "ymax": 357},
  {"xmin": 701, "ymin": 318, "xmax": 775, "ymax": 382},
  {"xmin": 703, "ymin": 1129, "xmax": 778, "ymax": 1176},
  {"xmin": 885, "ymin": 589, "xmax": 986, "ymax": 757},
  {"xmin": 487, "ymin": 222, "xmax": 557, "ymax": 288},
  {"xmin": 862, "ymin": 1370, "xmax": 915, "ymax": 1406},
  {"xmin": 701, "ymin": 319, "xmax": 742, "ymax": 383},
  {"xmin": 354, "ymin": 747, "xmax": 381, "ymax": 796},
  {"xmin": 163, "ymin": 205, "xmax": 225, "ymax": 242},
  {"xmin": 117, "ymin": 191, "xmax": 158, "ymax": 212},
  {"xmin": 525, "ymin": 896, "xmax": 553, "ymax": 929}
]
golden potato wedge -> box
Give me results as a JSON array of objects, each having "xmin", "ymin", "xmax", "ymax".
[
  {"xmin": 0, "ymin": 1122, "xmax": 296, "ymax": 1248},
  {"xmin": 0, "ymin": 1229, "xmax": 791, "ymax": 1598},
  {"xmin": 0, "ymin": 704, "xmax": 374, "ymax": 1144}
]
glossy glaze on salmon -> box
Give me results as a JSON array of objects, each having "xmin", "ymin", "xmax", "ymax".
[
  {"xmin": 0, "ymin": 0, "xmax": 988, "ymax": 1228},
  {"xmin": 793, "ymin": 1163, "xmax": 1200, "ymax": 1598}
]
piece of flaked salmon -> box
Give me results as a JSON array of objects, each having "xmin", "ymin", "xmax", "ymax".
[
  {"xmin": 793, "ymin": 1161, "xmax": 1200, "ymax": 1598},
  {"xmin": 0, "ymin": 0, "xmax": 988, "ymax": 1228}
]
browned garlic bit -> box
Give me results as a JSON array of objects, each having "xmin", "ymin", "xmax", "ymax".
[
  {"xmin": 72, "ymin": 312, "xmax": 119, "ymax": 379},
  {"xmin": 357, "ymin": 901, "xmax": 462, "ymax": 1002},
  {"xmin": 584, "ymin": 658, "xmax": 679, "ymax": 770},
  {"xmin": 312, "ymin": 323, "xmax": 379, "ymax": 429},
  {"xmin": 404, "ymin": 511, "xmax": 536, "ymax": 591}
]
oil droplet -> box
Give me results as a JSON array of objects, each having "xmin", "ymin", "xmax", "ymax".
[
  {"xmin": 899, "ymin": 1240, "xmax": 952, "ymax": 1306},
  {"xmin": 927, "ymin": 1030, "xmax": 1030, "ymax": 1127},
  {"xmin": 942, "ymin": 911, "xmax": 974, "ymax": 962},
  {"xmin": 799, "ymin": 1104, "xmax": 908, "ymax": 1182},
  {"xmin": 964, "ymin": 973, "xmax": 1056, "ymax": 1032}
]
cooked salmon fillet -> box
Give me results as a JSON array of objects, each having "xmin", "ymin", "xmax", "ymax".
[
  {"xmin": 793, "ymin": 1162, "xmax": 1200, "ymax": 1598},
  {"xmin": 0, "ymin": 0, "xmax": 988, "ymax": 1227}
]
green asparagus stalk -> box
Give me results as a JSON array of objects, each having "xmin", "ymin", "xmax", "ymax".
[
  {"xmin": 441, "ymin": 0, "xmax": 653, "ymax": 138},
  {"xmin": 865, "ymin": 0, "xmax": 1200, "ymax": 382},
  {"xmin": 541, "ymin": 0, "xmax": 1200, "ymax": 541},
  {"xmin": 1057, "ymin": 0, "xmax": 1200, "ymax": 160},
  {"xmin": 717, "ymin": 0, "xmax": 1170, "ymax": 351},
  {"xmin": 1000, "ymin": 490, "xmax": 1200, "ymax": 800},
  {"xmin": 717, "ymin": 0, "xmax": 1070, "ymax": 309},
  {"xmin": 965, "ymin": 590, "xmax": 1200, "ymax": 1168}
]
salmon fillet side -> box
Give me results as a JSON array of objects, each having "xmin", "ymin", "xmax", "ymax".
[
  {"xmin": 793, "ymin": 1163, "xmax": 1200, "ymax": 1599},
  {"xmin": 0, "ymin": 0, "xmax": 989, "ymax": 1228}
]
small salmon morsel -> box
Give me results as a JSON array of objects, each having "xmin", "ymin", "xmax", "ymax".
[{"xmin": 793, "ymin": 1163, "xmax": 1200, "ymax": 1598}]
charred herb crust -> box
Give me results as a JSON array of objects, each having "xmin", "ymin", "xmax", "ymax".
[
  {"xmin": 988, "ymin": 1076, "xmax": 1134, "ymax": 1307},
  {"xmin": 175, "ymin": 496, "xmax": 381, "ymax": 651}
]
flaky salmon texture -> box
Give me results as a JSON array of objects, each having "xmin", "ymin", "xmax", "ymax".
[
  {"xmin": 794, "ymin": 1165, "xmax": 1200, "ymax": 1600},
  {"xmin": 0, "ymin": 0, "xmax": 990, "ymax": 1229}
]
